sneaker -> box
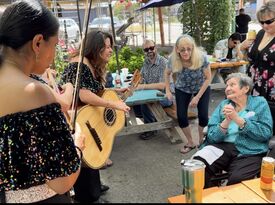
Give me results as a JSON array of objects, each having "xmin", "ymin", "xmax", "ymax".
[
  {"xmin": 139, "ymin": 131, "xmax": 157, "ymax": 140},
  {"xmin": 94, "ymin": 197, "xmax": 110, "ymax": 203}
]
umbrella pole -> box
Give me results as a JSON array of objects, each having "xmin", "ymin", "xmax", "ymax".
[
  {"xmin": 158, "ymin": 7, "xmax": 165, "ymax": 46},
  {"xmin": 153, "ymin": 8, "xmax": 156, "ymax": 43},
  {"xmin": 108, "ymin": 1, "xmax": 120, "ymax": 73}
]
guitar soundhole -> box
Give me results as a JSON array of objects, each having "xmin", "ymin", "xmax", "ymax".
[{"xmin": 104, "ymin": 108, "xmax": 116, "ymax": 126}]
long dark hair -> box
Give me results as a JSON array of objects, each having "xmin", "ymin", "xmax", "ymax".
[
  {"xmin": 72, "ymin": 30, "xmax": 113, "ymax": 84},
  {"xmin": 0, "ymin": 0, "xmax": 59, "ymax": 65}
]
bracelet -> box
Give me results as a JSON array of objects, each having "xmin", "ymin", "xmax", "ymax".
[
  {"xmin": 240, "ymin": 119, "xmax": 247, "ymax": 130},
  {"xmin": 219, "ymin": 124, "xmax": 228, "ymax": 130},
  {"xmin": 75, "ymin": 146, "xmax": 83, "ymax": 159}
]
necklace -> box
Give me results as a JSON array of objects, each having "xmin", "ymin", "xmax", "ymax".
[{"xmin": 259, "ymin": 34, "xmax": 275, "ymax": 51}]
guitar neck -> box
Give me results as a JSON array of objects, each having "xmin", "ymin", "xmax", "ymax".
[{"xmin": 121, "ymin": 86, "xmax": 134, "ymax": 101}]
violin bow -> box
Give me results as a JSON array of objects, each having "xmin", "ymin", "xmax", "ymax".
[{"xmin": 70, "ymin": 0, "xmax": 93, "ymax": 133}]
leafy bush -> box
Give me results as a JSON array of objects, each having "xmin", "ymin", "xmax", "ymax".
[
  {"xmin": 107, "ymin": 46, "xmax": 144, "ymax": 73},
  {"xmin": 178, "ymin": 0, "xmax": 235, "ymax": 54},
  {"xmin": 52, "ymin": 45, "xmax": 69, "ymax": 80}
]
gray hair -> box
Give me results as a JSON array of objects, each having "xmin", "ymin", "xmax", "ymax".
[
  {"xmin": 142, "ymin": 39, "xmax": 155, "ymax": 47},
  {"xmin": 257, "ymin": 0, "xmax": 275, "ymax": 22},
  {"xmin": 225, "ymin": 73, "xmax": 253, "ymax": 94}
]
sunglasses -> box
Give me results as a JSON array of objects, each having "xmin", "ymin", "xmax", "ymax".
[
  {"xmin": 179, "ymin": 47, "xmax": 192, "ymax": 53},
  {"xmin": 143, "ymin": 46, "xmax": 155, "ymax": 52},
  {"xmin": 259, "ymin": 18, "xmax": 275, "ymax": 25}
]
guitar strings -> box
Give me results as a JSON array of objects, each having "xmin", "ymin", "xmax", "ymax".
[{"xmin": 85, "ymin": 73, "xmax": 141, "ymax": 136}]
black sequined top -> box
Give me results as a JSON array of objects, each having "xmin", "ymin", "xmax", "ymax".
[
  {"xmin": 60, "ymin": 62, "xmax": 104, "ymax": 94},
  {"xmin": 0, "ymin": 103, "xmax": 81, "ymax": 191}
]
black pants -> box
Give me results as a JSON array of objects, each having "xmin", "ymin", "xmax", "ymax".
[
  {"xmin": 36, "ymin": 193, "xmax": 73, "ymax": 203},
  {"xmin": 73, "ymin": 167, "xmax": 101, "ymax": 203},
  {"xmin": 175, "ymin": 87, "xmax": 210, "ymax": 128},
  {"xmin": 194, "ymin": 142, "xmax": 265, "ymax": 188}
]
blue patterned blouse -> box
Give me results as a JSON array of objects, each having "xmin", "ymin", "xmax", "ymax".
[{"xmin": 167, "ymin": 55, "xmax": 209, "ymax": 94}]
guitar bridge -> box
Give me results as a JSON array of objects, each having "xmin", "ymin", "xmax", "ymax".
[{"xmin": 85, "ymin": 121, "xmax": 102, "ymax": 151}]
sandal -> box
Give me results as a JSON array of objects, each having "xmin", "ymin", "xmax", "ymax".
[
  {"xmin": 99, "ymin": 159, "xmax": 113, "ymax": 170},
  {"xmin": 106, "ymin": 158, "xmax": 113, "ymax": 167},
  {"xmin": 180, "ymin": 145, "xmax": 196, "ymax": 154}
]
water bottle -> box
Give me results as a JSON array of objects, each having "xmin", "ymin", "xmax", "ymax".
[
  {"xmin": 115, "ymin": 70, "xmax": 122, "ymax": 88},
  {"xmin": 181, "ymin": 159, "xmax": 205, "ymax": 203}
]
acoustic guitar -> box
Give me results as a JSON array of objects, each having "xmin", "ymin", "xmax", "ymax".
[{"xmin": 76, "ymin": 70, "xmax": 141, "ymax": 169}]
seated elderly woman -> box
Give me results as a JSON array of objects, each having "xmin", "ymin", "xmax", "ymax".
[{"xmin": 193, "ymin": 72, "xmax": 273, "ymax": 188}]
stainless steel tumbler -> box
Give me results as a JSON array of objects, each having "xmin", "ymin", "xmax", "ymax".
[{"xmin": 181, "ymin": 159, "xmax": 205, "ymax": 203}]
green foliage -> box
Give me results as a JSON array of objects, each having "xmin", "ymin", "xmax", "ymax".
[
  {"xmin": 178, "ymin": 0, "xmax": 235, "ymax": 54},
  {"xmin": 107, "ymin": 46, "xmax": 144, "ymax": 73},
  {"xmin": 53, "ymin": 45, "xmax": 69, "ymax": 80}
]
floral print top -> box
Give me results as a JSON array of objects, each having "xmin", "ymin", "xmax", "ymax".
[
  {"xmin": 247, "ymin": 29, "xmax": 275, "ymax": 101},
  {"xmin": 60, "ymin": 62, "xmax": 104, "ymax": 95},
  {"xmin": 0, "ymin": 103, "xmax": 81, "ymax": 191}
]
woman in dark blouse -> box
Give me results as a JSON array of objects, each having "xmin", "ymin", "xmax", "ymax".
[
  {"xmin": 0, "ymin": 0, "xmax": 84, "ymax": 203},
  {"xmin": 61, "ymin": 30, "xmax": 130, "ymax": 203},
  {"xmin": 242, "ymin": 1, "xmax": 275, "ymax": 133}
]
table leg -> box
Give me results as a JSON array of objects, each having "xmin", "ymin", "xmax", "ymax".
[
  {"xmin": 127, "ymin": 108, "xmax": 137, "ymax": 126},
  {"xmin": 210, "ymin": 69, "xmax": 226, "ymax": 90},
  {"xmin": 148, "ymin": 103, "xmax": 183, "ymax": 144}
]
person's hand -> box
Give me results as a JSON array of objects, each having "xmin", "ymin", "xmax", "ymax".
[
  {"xmin": 114, "ymin": 87, "xmax": 129, "ymax": 94},
  {"xmin": 115, "ymin": 101, "xmax": 131, "ymax": 113},
  {"xmin": 166, "ymin": 91, "xmax": 173, "ymax": 101},
  {"xmin": 240, "ymin": 39, "xmax": 254, "ymax": 50},
  {"xmin": 223, "ymin": 104, "xmax": 238, "ymax": 120},
  {"xmin": 189, "ymin": 96, "xmax": 200, "ymax": 108},
  {"xmin": 61, "ymin": 83, "xmax": 73, "ymax": 95}
]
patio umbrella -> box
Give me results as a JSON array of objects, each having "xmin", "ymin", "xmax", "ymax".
[
  {"xmin": 139, "ymin": 0, "xmax": 190, "ymax": 11},
  {"xmin": 138, "ymin": 0, "xmax": 201, "ymax": 46}
]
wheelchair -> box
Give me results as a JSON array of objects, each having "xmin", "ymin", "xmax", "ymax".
[{"xmin": 200, "ymin": 127, "xmax": 275, "ymax": 187}]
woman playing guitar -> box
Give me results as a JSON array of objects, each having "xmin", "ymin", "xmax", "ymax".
[{"xmin": 60, "ymin": 30, "xmax": 130, "ymax": 203}]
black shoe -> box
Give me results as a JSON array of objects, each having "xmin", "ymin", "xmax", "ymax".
[
  {"xmin": 139, "ymin": 131, "xmax": 157, "ymax": 140},
  {"xmin": 94, "ymin": 197, "xmax": 110, "ymax": 203},
  {"xmin": 100, "ymin": 184, "xmax": 109, "ymax": 194}
]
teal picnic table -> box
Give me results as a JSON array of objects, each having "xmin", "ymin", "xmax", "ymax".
[{"xmin": 117, "ymin": 89, "xmax": 184, "ymax": 144}]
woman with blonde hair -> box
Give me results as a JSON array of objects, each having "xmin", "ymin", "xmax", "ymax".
[{"xmin": 165, "ymin": 34, "xmax": 211, "ymax": 154}]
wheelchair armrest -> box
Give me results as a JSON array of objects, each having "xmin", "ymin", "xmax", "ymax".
[
  {"xmin": 269, "ymin": 135, "xmax": 275, "ymax": 149},
  {"xmin": 203, "ymin": 126, "xmax": 208, "ymax": 135}
]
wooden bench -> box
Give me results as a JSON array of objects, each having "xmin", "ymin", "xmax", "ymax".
[{"xmin": 117, "ymin": 89, "xmax": 184, "ymax": 144}]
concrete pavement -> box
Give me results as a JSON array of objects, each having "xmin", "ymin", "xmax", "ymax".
[{"xmin": 100, "ymin": 89, "xmax": 225, "ymax": 203}]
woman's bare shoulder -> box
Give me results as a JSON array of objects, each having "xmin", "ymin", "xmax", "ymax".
[
  {"xmin": 23, "ymin": 79, "xmax": 57, "ymax": 106},
  {"xmin": 0, "ymin": 77, "xmax": 57, "ymax": 115}
]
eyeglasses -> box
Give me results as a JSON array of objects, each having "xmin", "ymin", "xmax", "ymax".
[
  {"xmin": 259, "ymin": 18, "xmax": 275, "ymax": 25},
  {"xmin": 179, "ymin": 47, "xmax": 192, "ymax": 53},
  {"xmin": 143, "ymin": 46, "xmax": 155, "ymax": 52}
]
